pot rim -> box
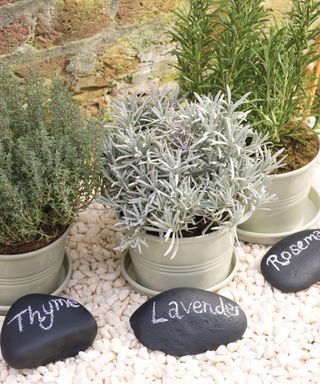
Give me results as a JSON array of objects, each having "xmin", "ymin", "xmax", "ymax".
[
  {"xmin": 0, "ymin": 225, "xmax": 71, "ymax": 260},
  {"xmin": 140, "ymin": 226, "xmax": 234, "ymax": 245},
  {"xmin": 270, "ymin": 137, "xmax": 320, "ymax": 180}
]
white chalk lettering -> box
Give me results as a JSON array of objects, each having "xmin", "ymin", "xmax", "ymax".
[
  {"xmin": 50, "ymin": 298, "xmax": 80, "ymax": 311},
  {"xmin": 226, "ymin": 303, "xmax": 239, "ymax": 317},
  {"xmin": 28, "ymin": 306, "xmax": 46, "ymax": 327},
  {"xmin": 151, "ymin": 298, "xmax": 240, "ymax": 325},
  {"xmin": 168, "ymin": 301, "xmax": 184, "ymax": 319},
  {"xmin": 215, "ymin": 298, "xmax": 229, "ymax": 317},
  {"xmin": 266, "ymin": 254, "xmax": 286, "ymax": 271},
  {"xmin": 41, "ymin": 302, "xmax": 55, "ymax": 330},
  {"xmin": 7, "ymin": 309, "xmax": 29, "ymax": 332},
  {"xmin": 192, "ymin": 301, "xmax": 203, "ymax": 314},
  {"xmin": 279, "ymin": 251, "xmax": 291, "ymax": 265},
  {"xmin": 180, "ymin": 301, "xmax": 193, "ymax": 314},
  {"xmin": 151, "ymin": 301, "xmax": 168, "ymax": 324},
  {"xmin": 304, "ymin": 233, "xmax": 319, "ymax": 246},
  {"xmin": 297, "ymin": 241, "xmax": 307, "ymax": 251},
  {"xmin": 266, "ymin": 230, "xmax": 320, "ymax": 272},
  {"xmin": 6, "ymin": 298, "xmax": 80, "ymax": 333},
  {"xmin": 203, "ymin": 301, "xmax": 215, "ymax": 314},
  {"xmin": 289, "ymin": 244, "xmax": 301, "ymax": 256}
]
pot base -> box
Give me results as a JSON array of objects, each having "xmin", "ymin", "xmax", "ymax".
[
  {"xmin": 237, "ymin": 185, "xmax": 320, "ymax": 245},
  {"xmin": 0, "ymin": 251, "xmax": 72, "ymax": 315},
  {"xmin": 121, "ymin": 251, "xmax": 239, "ymax": 297}
]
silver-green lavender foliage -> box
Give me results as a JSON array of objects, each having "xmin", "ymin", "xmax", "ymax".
[
  {"xmin": 100, "ymin": 87, "xmax": 282, "ymax": 251},
  {"xmin": 0, "ymin": 70, "xmax": 104, "ymax": 248}
]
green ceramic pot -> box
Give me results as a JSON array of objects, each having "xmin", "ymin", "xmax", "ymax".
[
  {"xmin": 238, "ymin": 146, "xmax": 320, "ymax": 243},
  {"xmin": 128, "ymin": 228, "xmax": 235, "ymax": 292},
  {"xmin": 0, "ymin": 227, "xmax": 71, "ymax": 308}
]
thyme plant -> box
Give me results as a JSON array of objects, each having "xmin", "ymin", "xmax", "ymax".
[
  {"xmin": 0, "ymin": 70, "xmax": 103, "ymax": 250},
  {"xmin": 100, "ymin": 87, "xmax": 282, "ymax": 252},
  {"xmin": 171, "ymin": 0, "xmax": 320, "ymax": 146}
]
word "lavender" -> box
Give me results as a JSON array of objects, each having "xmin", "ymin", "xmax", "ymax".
[
  {"xmin": 7, "ymin": 298, "xmax": 80, "ymax": 333},
  {"xmin": 152, "ymin": 297, "xmax": 239, "ymax": 324}
]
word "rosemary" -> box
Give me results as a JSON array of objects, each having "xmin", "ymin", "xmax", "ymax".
[{"xmin": 266, "ymin": 230, "xmax": 320, "ymax": 271}]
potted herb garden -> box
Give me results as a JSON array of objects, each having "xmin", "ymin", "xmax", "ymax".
[
  {"xmin": 100, "ymin": 86, "xmax": 281, "ymax": 294},
  {"xmin": 0, "ymin": 70, "xmax": 103, "ymax": 311},
  {"xmin": 171, "ymin": 0, "xmax": 320, "ymax": 244}
]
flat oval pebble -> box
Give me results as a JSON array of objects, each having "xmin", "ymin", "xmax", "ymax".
[
  {"xmin": 130, "ymin": 287, "xmax": 247, "ymax": 356},
  {"xmin": 0, "ymin": 294, "xmax": 97, "ymax": 369},
  {"xmin": 261, "ymin": 229, "xmax": 320, "ymax": 292}
]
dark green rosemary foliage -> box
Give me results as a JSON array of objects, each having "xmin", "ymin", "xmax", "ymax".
[
  {"xmin": 170, "ymin": 0, "xmax": 219, "ymax": 96},
  {"xmin": 209, "ymin": 0, "xmax": 269, "ymax": 98},
  {"xmin": 171, "ymin": 0, "xmax": 320, "ymax": 146}
]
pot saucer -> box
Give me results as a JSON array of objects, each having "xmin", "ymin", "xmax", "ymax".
[
  {"xmin": 237, "ymin": 185, "xmax": 320, "ymax": 245},
  {"xmin": 121, "ymin": 251, "xmax": 239, "ymax": 297},
  {"xmin": 0, "ymin": 251, "xmax": 72, "ymax": 316}
]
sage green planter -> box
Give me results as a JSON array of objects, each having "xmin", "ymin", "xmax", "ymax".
[
  {"xmin": 238, "ymin": 146, "xmax": 320, "ymax": 244},
  {"xmin": 0, "ymin": 227, "xmax": 72, "ymax": 311},
  {"xmin": 126, "ymin": 228, "xmax": 237, "ymax": 293}
]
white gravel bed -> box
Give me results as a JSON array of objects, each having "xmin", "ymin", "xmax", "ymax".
[{"xmin": 0, "ymin": 165, "xmax": 320, "ymax": 384}]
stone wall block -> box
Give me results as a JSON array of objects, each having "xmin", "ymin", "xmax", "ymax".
[
  {"xmin": 0, "ymin": 15, "xmax": 31, "ymax": 54},
  {"xmin": 34, "ymin": 0, "xmax": 111, "ymax": 47},
  {"xmin": 116, "ymin": 0, "xmax": 180, "ymax": 25}
]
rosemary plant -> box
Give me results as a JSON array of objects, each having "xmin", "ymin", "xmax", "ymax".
[
  {"xmin": 171, "ymin": 0, "xmax": 320, "ymax": 147},
  {"xmin": 0, "ymin": 70, "xmax": 103, "ymax": 250},
  {"xmin": 100, "ymin": 87, "xmax": 282, "ymax": 251},
  {"xmin": 170, "ymin": 0, "xmax": 217, "ymax": 96}
]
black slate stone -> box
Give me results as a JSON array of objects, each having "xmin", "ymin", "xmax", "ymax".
[
  {"xmin": 261, "ymin": 229, "xmax": 320, "ymax": 292},
  {"xmin": 0, "ymin": 294, "xmax": 97, "ymax": 369},
  {"xmin": 130, "ymin": 287, "xmax": 247, "ymax": 356}
]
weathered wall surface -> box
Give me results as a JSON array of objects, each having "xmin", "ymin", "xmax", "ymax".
[
  {"xmin": 0, "ymin": 0, "xmax": 293, "ymax": 111},
  {"xmin": 0, "ymin": 0, "xmax": 183, "ymax": 112}
]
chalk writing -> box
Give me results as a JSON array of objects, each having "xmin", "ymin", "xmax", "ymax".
[
  {"xmin": 152, "ymin": 297, "xmax": 239, "ymax": 324},
  {"xmin": 7, "ymin": 298, "xmax": 80, "ymax": 333},
  {"xmin": 266, "ymin": 230, "xmax": 320, "ymax": 271}
]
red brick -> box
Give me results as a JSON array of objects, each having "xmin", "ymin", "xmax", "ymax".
[
  {"xmin": 0, "ymin": 16, "xmax": 30, "ymax": 55},
  {"xmin": 34, "ymin": 0, "xmax": 110, "ymax": 47},
  {"xmin": 34, "ymin": 10, "xmax": 61, "ymax": 46},
  {"xmin": 14, "ymin": 56, "xmax": 71, "ymax": 78}
]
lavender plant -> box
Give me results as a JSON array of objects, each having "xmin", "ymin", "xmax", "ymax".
[{"xmin": 100, "ymin": 87, "xmax": 282, "ymax": 251}]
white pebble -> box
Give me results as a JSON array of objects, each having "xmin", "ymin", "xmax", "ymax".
[
  {"xmin": 86, "ymin": 225, "xmax": 100, "ymax": 238},
  {"xmin": 105, "ymin": 273, "xmax": 118, "ymax": 281},
  {"xmin": 2, "ymin": 198, "xmax": 320, "ymax": 383},
  {"xmin": 216, "ymin": 345, "xmax": 229, "ymax": 355},
  {"xmin": 118, "ymin": 289, "xmax": 130, "ymax": 301},
  {"xmin": 71, "ymin": 234, "xmax": 85, "ymax": 243},
  {"xmin": 227, "ymin": 342, "xmax": 239, "ymax": 352},
  {"xmin": 255, "ymin": 273, "xmax": 265, "ymax": 286},
  {"xmin": 111, "ymin": 338, "xmax": 123, "ymax": 354},
  {"xmin": 251, "ymin": 360, "xmax": 264, "ymax": 375},
  {"xmin": 78, "ymin": 222, "xmax": 87, "ymax": 234}
]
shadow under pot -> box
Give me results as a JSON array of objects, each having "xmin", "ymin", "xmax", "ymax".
[
  {"xmin": 0, "ymin": 227, "xmax": 72, "ymax": 314},
  {"xmin": 237, "ymin": 146, "xmax": 320, "ymax": 245},
  {"xmin": 125, "ymin": 228, "xmax": 238, "ymax": 295}
]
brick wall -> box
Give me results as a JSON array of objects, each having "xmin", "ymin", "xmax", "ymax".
[
  {"xmin": 0, "ymin": 0, "xmax": 293, "ymax": 112},
  {"xmin": 0, "ymin": 0, "xmax": 183, "ymax": 112}
]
